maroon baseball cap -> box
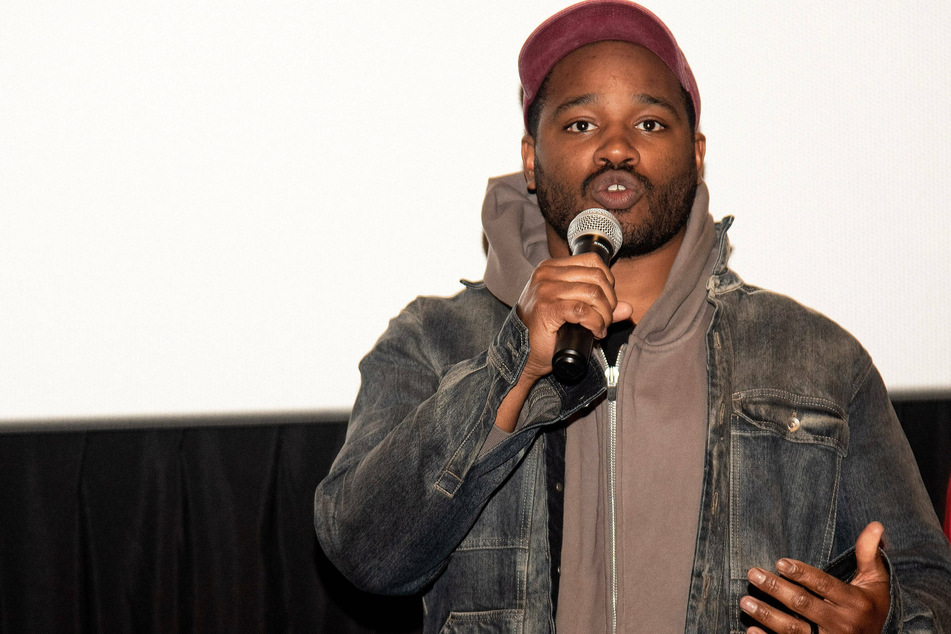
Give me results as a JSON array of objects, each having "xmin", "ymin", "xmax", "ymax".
[{"xmin": 519, "ymin": 0, "xmax": 700, "ymax": 131}]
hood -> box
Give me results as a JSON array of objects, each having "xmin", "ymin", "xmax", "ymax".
[
  {"xmin": 634, "ymin": 184, "xmax": 715, "ymax": 346},
  {"xmin": 480, "ymin": 172, "xmax": 717, "ymax": 313},
  {"xmin": 481, "ymin": 172, "xmax": 550, "ymax": 307}
]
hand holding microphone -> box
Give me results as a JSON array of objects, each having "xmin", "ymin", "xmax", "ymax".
[
  {"xmin": 551, "ymin": 209, "xmax": 623, "ymax": 383},
  {"xmin": 504, "ymin": 208, "xmax": 626, "ymax": 431},
  {"xmin": 513, "ymin": 207, "xmax": 625, "ymax": 391}
]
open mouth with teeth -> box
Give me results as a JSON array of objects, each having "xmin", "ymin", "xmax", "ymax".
[{"xmin": 588, "ymin": 170, "xmax": 645, "ymax": 211}]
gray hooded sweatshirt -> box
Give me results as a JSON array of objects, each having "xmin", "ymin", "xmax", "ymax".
[{"xmin": 480, "ymin": 172, "xmax": 718, "ymax": 633}]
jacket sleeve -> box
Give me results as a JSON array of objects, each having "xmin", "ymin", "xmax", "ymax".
[
  {"xmin": 313, "ymin": 294, "xmax": 603, "ymax": 595},
  {"xmin": 837, "ymin": 358, "xmax": 951, "ymax": 631}
]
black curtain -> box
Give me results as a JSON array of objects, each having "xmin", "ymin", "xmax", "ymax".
[
  {"xmin": 893, "ymin": 399, "xmax": 951, "ymax": 524},
  {"xmin": 0, "ymin": 401, "xmax": 947, "ymax": 633},
  {"xmin": 0, "ymin": 419, "xmax": 422, "ymax": 634}
]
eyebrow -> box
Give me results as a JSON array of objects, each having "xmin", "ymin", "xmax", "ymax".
[
  {"xmin": 552, "ymin": 92, "xmax": 682, "ymax": 120},
  {"xmin": 636, "ymin": 94, "xmax": 680, "ymax": 118},
  {"xmin": 552, "ymin": 94, "xmax": 599, "ymax": 118}
]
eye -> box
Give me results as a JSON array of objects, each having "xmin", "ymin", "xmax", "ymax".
[
  {"xmin": 635, "ymin": 119, "xmax": 666, "ymax": 132},
  {"xmin": 565, "ymin": 120, "xmax": 596, "ymax": 133}
]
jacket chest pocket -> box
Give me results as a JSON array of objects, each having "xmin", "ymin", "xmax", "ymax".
[{"xmin": 728, "ymin": 389, "xmax": 849, "ymax": 578}]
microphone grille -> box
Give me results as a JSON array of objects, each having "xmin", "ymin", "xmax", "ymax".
[{"xmin": 567, "ymin": 208, "xmax": 623, "ymax": 254}]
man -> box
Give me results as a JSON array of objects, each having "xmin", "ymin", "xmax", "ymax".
[{"xmin": 315, "ymin": 1, "xmax": 951, "ymax": 631}]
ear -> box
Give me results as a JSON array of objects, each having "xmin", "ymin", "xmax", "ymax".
[
  {"xmin": 693, "ymin": 132, "xmax": 706, "ymax": 183},
  {"xmin": 521, "ymin": 134, "xmax": 537, "ymax": 191}
]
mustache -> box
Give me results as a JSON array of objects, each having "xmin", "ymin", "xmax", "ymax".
[{"xmin": 581, "ymin": 162, "xmax": 653, "ymax": 196}]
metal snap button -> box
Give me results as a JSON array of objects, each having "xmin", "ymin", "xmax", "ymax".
[{"xmin": 787, "ymin": 416, "xmax": 801, "ymax": 432}]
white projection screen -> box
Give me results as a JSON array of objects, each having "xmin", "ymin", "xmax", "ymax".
[{"xmin": 2, "ymin": 1, "xmax": 949, "ymax": 426}]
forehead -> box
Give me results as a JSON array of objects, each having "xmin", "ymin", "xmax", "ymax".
[{"xmin": 544, "ymin": 40, "xmax": 684, "ymax": 106}]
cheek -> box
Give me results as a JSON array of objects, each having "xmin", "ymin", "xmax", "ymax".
[
  {"xmin": 534, "ymin": 133, "xmax": 581, "ymax": 172},
  {"xmin": 535, "ymin": 146, "xmax": 583, "ymax": 182},
  {"xmin": 650, "ymin": 143, "xmax": 695, "ymax": 175}
]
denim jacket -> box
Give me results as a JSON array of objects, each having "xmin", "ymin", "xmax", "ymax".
[{"xmin": 315, "ymin": 218, "xmax": 951, "ymax": 632}]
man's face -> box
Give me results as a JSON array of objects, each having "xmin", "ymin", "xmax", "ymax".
[{"xmin": 522, "ymin": 41, "xmax": 705, "ymax": 259}]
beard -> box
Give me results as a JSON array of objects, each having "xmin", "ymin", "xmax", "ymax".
[{"xmin": 535, "ymin": 159, "xmax": 699, "ymax": 259}]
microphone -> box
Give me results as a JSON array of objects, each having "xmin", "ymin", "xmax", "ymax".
[{"xmin": 552, "ymin": 208, "xmax": 623, "ymax": 383}]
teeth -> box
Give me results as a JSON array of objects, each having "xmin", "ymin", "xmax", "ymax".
[{"xmin": 608, "ymin": 184, "xmax": 626, "ymax": 192}]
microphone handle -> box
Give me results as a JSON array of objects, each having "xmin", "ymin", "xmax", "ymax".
[{"xmin": 552, "ymin": 323, "xmax": 594, "ymax": 383}]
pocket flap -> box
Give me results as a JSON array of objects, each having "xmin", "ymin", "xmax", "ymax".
[{"xmin": 733, "ymin": 389, "xmax": 849, "ymax": 455}]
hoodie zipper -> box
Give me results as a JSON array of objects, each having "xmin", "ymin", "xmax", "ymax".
[{"xmin": 595, "ymin": 344, "xmax": 626, "ymax": 634}]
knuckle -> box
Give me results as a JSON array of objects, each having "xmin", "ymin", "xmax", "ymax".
[
  {"xmin": 789, "ymin": 589, "xmax": 812, "ymax": 612},
  {"xmin": 533, "ymin": 259, "xmax": 561, "ymax": 278},
  {"xmin": 853, "ymin": 594, "xmax": 874, "ymax": 616},
  {"xmin": 530, "ymin": 261, "xmax": 549, "ymax": 278},
  {"xmin": 530, "ymin": 268, "xmax": 553, "ymax": 287},
  {"xmin": 567, "ymin": 300, "xmax": 587, "ymax": 320},
  {"xmin": 582, "ymin": 284, "xmax": 604, "ymax": 305},
  {"xmin": 839, "ymin": 621, "xmax": 864, "ymax": 634},
  {"xmin": 780, "ymin": 622, "xmax": 802, "ymax": 634},
  {"xmin": 812, "ymin": 574, "xmax": 834, "ymax": 597}
]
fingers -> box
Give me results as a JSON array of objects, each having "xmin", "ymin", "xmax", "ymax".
[
  {"xmin": 532, "ymin": 252, "xmax": 619, "ymax": 312},
  {"xmin": 740, "ymin": 593, "xmax": 812, "ymax": 634},
  {"xmin": 520, "ymin": 259, "xmax": 616, "ymax": 336},
  {"xmin": 741, "ymin": 565, "xmax": 830, "ymax": 632},
  {"xmin": 516, "ymin": 254, "xmax": 622, "ymax": 379}
]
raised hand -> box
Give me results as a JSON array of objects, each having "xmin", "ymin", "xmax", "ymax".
[
  {"xmin": 493, "ymin": 253, "xmax": 633, "ymax": 432},
  {"xmin": 741, "ymin": 521, "xmax": 890, "ymax": 633},
  {"xmin": 515, "ymin": 253, "xmax": 632, "ymax": 384}
]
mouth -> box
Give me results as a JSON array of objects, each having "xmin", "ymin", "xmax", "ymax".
[{"xmin": 586, "ymin": 169, "xmax": 646, "ymax": 212}]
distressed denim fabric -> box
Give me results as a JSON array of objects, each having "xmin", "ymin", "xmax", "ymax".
[{"xmin": 315, "ymin": 219, "xmax": 951, "ymax": 633}]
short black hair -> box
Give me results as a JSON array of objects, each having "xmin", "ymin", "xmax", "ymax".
[
  {"xmin": 524, "ymin": 79, "xmax": 697, "ymax": 139},
  {"xmin": 524, "ymin": 75, "xmax": 551, "ymax": 140}
]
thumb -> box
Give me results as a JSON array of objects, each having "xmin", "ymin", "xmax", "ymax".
[
  {"xmin": 853, "ymin": 521, "xmax": 888, "ymax": 584},
  {"xmin": 613, "ymin": 301, "xmax": 634, "ymax": 323}
]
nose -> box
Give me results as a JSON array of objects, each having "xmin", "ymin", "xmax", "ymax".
[{"xmin": 593, "ymin": 124, "xmax": 639, "ymax": 167}]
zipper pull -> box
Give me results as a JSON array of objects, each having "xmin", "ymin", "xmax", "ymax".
[
  {"xmin": 595, "ymin": 346, "xmax": 622, "ymax": 402},
  {"xmin": 605, "ymin": 365, "xmax": 619, "ymax": 402}
]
